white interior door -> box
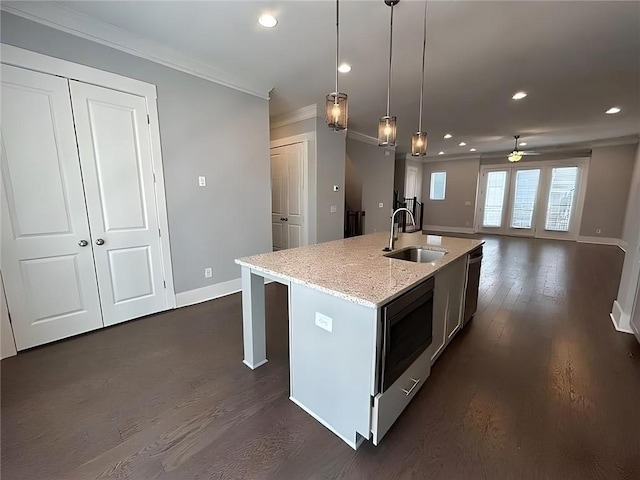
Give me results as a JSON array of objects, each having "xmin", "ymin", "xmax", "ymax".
[
  {"xmin": 270, "ymin": 143, "xmax": 304, "ymax": 251},
  {"xmin": 405, "ymin": 166, "xmax": 418, "ymax": 200},
  {"xmin": 0, "ymin": 65, "xmax": 103, "ymax": 350},
  {"xmin": 69, "ymin": 81, "xmax": 167, "ymax": 326}
]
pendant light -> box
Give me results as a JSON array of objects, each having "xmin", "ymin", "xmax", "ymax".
[
  {"xmin": 378, "ymin": 0, "xmax": 399, "ymax": 147},
  {"xmin": 326, "ymin": 0, "xmax": 348, "ymax": 131},
  {"xmin": 411, "ymin": 2, "xmax": 428, "ymax": 156}
]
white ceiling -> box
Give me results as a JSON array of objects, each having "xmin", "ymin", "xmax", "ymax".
[{"xmin": 8, "ymin": 1, "xmax": 640, "ymax": 158}]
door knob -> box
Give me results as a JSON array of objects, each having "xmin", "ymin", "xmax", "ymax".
[
  {"xmin": 284, "ymin": 217, "xmax": 288, "ymax": 222},
  {"xmin": 95, "ymin": 238, "xmax": 105, "ymax": 246},
  {"xmin": 78, "ymin": 240, "xmax": 88, "ymax": 247}
]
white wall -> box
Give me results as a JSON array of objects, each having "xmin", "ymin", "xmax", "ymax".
[
  {"xmin": 612, "ymin": 143, "xmax": 640, "ymax": 336},
  {"xmin": 345, "ymin": 138, "xmax": 395, "ymax": 234}
]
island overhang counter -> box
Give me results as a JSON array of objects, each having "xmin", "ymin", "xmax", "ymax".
[{"xmin": 235, "ymin": 232, "xmax": 483, "ymax": 449}]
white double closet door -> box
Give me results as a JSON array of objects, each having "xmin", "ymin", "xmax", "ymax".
[{"xmin": 1, "ymin": 64, "xmax": 167, "ymax": 350}]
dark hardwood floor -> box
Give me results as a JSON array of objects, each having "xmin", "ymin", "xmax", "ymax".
[{"xmin": 2, "ymin": 235, "xmax": 639, "ymax": 480}]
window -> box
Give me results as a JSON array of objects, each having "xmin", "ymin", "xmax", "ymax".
[
  {"xmin": 511, "ymin": 169, "xmax": 540, "ymax": 229},
  {"xmin": 545, "ymin": 166, "xmax": 578, "ymax": 232},
  {"xmin": 430, "ymin": 172, "xmax": 446, "ymax": 200},
  {"xmin": 482, "ymin": 171, "xmax": 507, "ymax": 227}
]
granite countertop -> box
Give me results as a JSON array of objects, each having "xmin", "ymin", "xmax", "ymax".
[{"xmin": 235, "ymin": 232, "xmax": 483, "ymax": 308}]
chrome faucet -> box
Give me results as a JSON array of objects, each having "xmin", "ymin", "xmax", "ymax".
[{"xmin": 384, "ymin": 208, "xmax": 416, "ymax": 251}]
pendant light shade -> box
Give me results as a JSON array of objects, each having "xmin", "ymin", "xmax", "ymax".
[
  {"xmin": 411, "ymin": 132, "xmax": 427, "ymax": 156},
  {"xmin": 326, "ymin": 92, "xmax": 348, "ymax": 131},
  {"xmin": 411, "ymin": 1, "xmax": 428, "ymax": 156},
  {"xmin": 378, "ymin": 0, "xmax": 399, "ymax": 147},
  {"xmin": 378, "ymin": 116, "xmax": 397, "ymax": 147},
  {"xmin": 326, "ymin": 0, "xmax": 348, "ymax": 131}
]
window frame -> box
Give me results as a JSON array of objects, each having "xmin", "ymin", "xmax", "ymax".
[{"xmin": 429, "ymin": 171, "xmax": 447, "ymax": 200}]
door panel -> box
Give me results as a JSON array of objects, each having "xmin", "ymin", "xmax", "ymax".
[
  {"xmin": 271, "ymin": 147, "xmax": 286, "ymax": 250},
  {"xmin": 0, "ymin": 65, "xmax": 103, "ymax": 350},
  {"xmin": 477, "ymin": 170, "xmax": 510, "ymax": 233},
  {"xmin": 70, "ymin": 81, "xmax": 166, "ymax": 326},
  {"xmin": 87, "ymin": 101, "xmax": 147, "ymax": 232},
  {"xmin": 508, "ymin": 168, "xmax": 541, "ymax": 235},
  {"xmin": 270, "ymin": 142, "xmax": 305, "ymax": 251},
  {"xmin": 544, "ymin": 167, "xmax": 578, "ymax": 232}
]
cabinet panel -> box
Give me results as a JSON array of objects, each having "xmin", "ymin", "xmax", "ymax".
[
  {"xmin": 446, "ymin": 257, "xmax": 467, "ymax": 340},
  {"xmin": 431, "ymin": 256, "xmax": 467, "ymax": 365}
]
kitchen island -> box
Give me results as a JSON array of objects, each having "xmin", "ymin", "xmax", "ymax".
[{"xmin": 235, "ymin": 232, "xmax": 483, "ymax": 449}]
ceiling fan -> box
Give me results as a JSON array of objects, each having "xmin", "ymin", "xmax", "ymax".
[{"xmin": 508, "ymin": 135, "xmax": 539, "ymax": 162}]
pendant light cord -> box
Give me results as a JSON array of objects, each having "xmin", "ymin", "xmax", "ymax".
[
  {"xmin": 418, "ymin": 1, "xmax": 427, "ymax": 132},
  {"xmin": 335, "ymin": 0, "xmax": 339, "ymax": 101},
  {"xmin": 386, "ymin": 2, "xmax": 394, "ymax": 116}
]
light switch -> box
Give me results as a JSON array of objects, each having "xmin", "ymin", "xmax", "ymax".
[
  {"xmin": 333, "ymin": 185, "xmax": 340, "ymax": 192},
  {"xmin": 330, "ymin": 205, "xmax": 337, "ymax": 213},
  {"xmin": 384, "ymin": 151, "xmax": 390, "ymax": 157},
  {"xmin": 315, "ymin": 312, "xmax": 333, "ymax": 333},
  {"xmin": 465, "ymin": 201, "xmax": 472, "ymax": 206},
  {"xmin": 198, "ymin": 176, "xmax": 206, "ymax": 187},
  {"xmin": 379, "ymin": 202, "xmax": 384, "ymax": 208}
]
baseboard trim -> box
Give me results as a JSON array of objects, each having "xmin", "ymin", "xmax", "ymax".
[
  {"xmin": 423, "ymin": 225, "xmax": 475, "ymax": 235},
  {"xmin": 175, "ymin": 278, "xmax": 242, "ymax": 307},
  {"xmin": 610, "ymin": 300, "xmax": 633, "ymax": 334},
  {"xmin": 577, "ymin": 235, "xmax": 623, "ymax": 248}
]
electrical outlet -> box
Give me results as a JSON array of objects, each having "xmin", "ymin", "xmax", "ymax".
[
  {"xmin": 596, "ymin": 228, "xmax": 602, "ymax": 235},
  {"xmin": 333, "ymin": 185, "xmax": 339, "ymax": 192},
  {"xmin": 379, "ymin": 202, "xmax": 384, "ymax": 208},
  {"xmin": 465, "ymin": 201, "xmax": 472, "ymax": 206},
  {"xmin": 198, "ymin": 176, "xmax": 206, "ymax": 187},
  {"xmin": 204, "ymin": 267, "xmax": 212, "ymax": 278}
]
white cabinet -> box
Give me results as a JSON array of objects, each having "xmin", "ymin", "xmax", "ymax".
[
  {"xmin": 1, "ymin": 64, "xmax": 171, "ymax": 350},
  {"xmin": 430, "ymin": 256, "xmax": 467, "ymax": 365}
]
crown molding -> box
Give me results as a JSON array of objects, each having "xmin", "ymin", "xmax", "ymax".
[
  {"xmin": 270, "ymin": 104, "xmax": 318, "ymax": 130},
  {"xmin": 1, "ymin": 2, "xmax": 271, "ymax": 100},
  {"xmin": 347, "ymin": 130, "xmax": 396, "ymax": 151},
  {"xmin": 424, "ymin": 153, "xmax": 481, "ymax": 163}
]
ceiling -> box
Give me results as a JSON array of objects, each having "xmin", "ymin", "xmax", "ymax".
[{"xmin": 7, "ymin": 1, "xmax": 640, "ymax": 158}]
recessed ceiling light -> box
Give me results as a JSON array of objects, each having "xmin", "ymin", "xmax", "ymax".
[
  {"xmin": 258, "ymin": 14, "xmax": 278, "ymax": 28},
  {"xmin": 520, "ymin": 142, "xmax": 527, "ymax": 146},
  {"xmin": 459, "ymin": 141, "xmax": 466, "ymax": 146},
  {"xmin": 338, "ymin": 63, "xmax": 351, "ymax": 73},
  {"xmin": 512, "ymin": 91, "xmax": 527, "ymax": 100},
  {"xmin": 606, "ymin": 107, "xmax": 621, "ymax": 114},
  {"xmin": 443, "ymin": 133, "xmax": 452, "ymax": 139},
  {"xmin": 438, "ymin": 151, "xmax": 445, "ymax": 155},
  {"xmin": 469, "ymin": 148, "xmax": 477, "ymax": 152}
]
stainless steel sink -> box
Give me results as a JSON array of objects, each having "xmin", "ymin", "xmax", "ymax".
[{"xmin": 384, "ymin": 247, "xmax": 446, "ymax": 263}]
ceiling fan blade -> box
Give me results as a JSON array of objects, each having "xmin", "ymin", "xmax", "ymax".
[{"xmin": 521, "ymin": 151, "xmax": 540, "ymax": 155}]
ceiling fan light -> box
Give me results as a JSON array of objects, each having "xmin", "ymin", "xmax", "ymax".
[
  {"xmin": 508, "ymin": 152, "xmax": 522, "ymax": 162},
  {"xmin": 411, "ymin": 132, "xmax": 427, "ymax": 156},
  {"xmin": 378, "ymin": 116, "xmax": 397, "ymax": 147},
  {"xmin": 326, "ymin": 93, "xmax": 348, "ymax": 131}
]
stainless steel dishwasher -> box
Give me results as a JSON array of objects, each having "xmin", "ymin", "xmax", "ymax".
[{"xmin": 463, "ymin": 246, "xmax": 483, "ymax": 325}]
